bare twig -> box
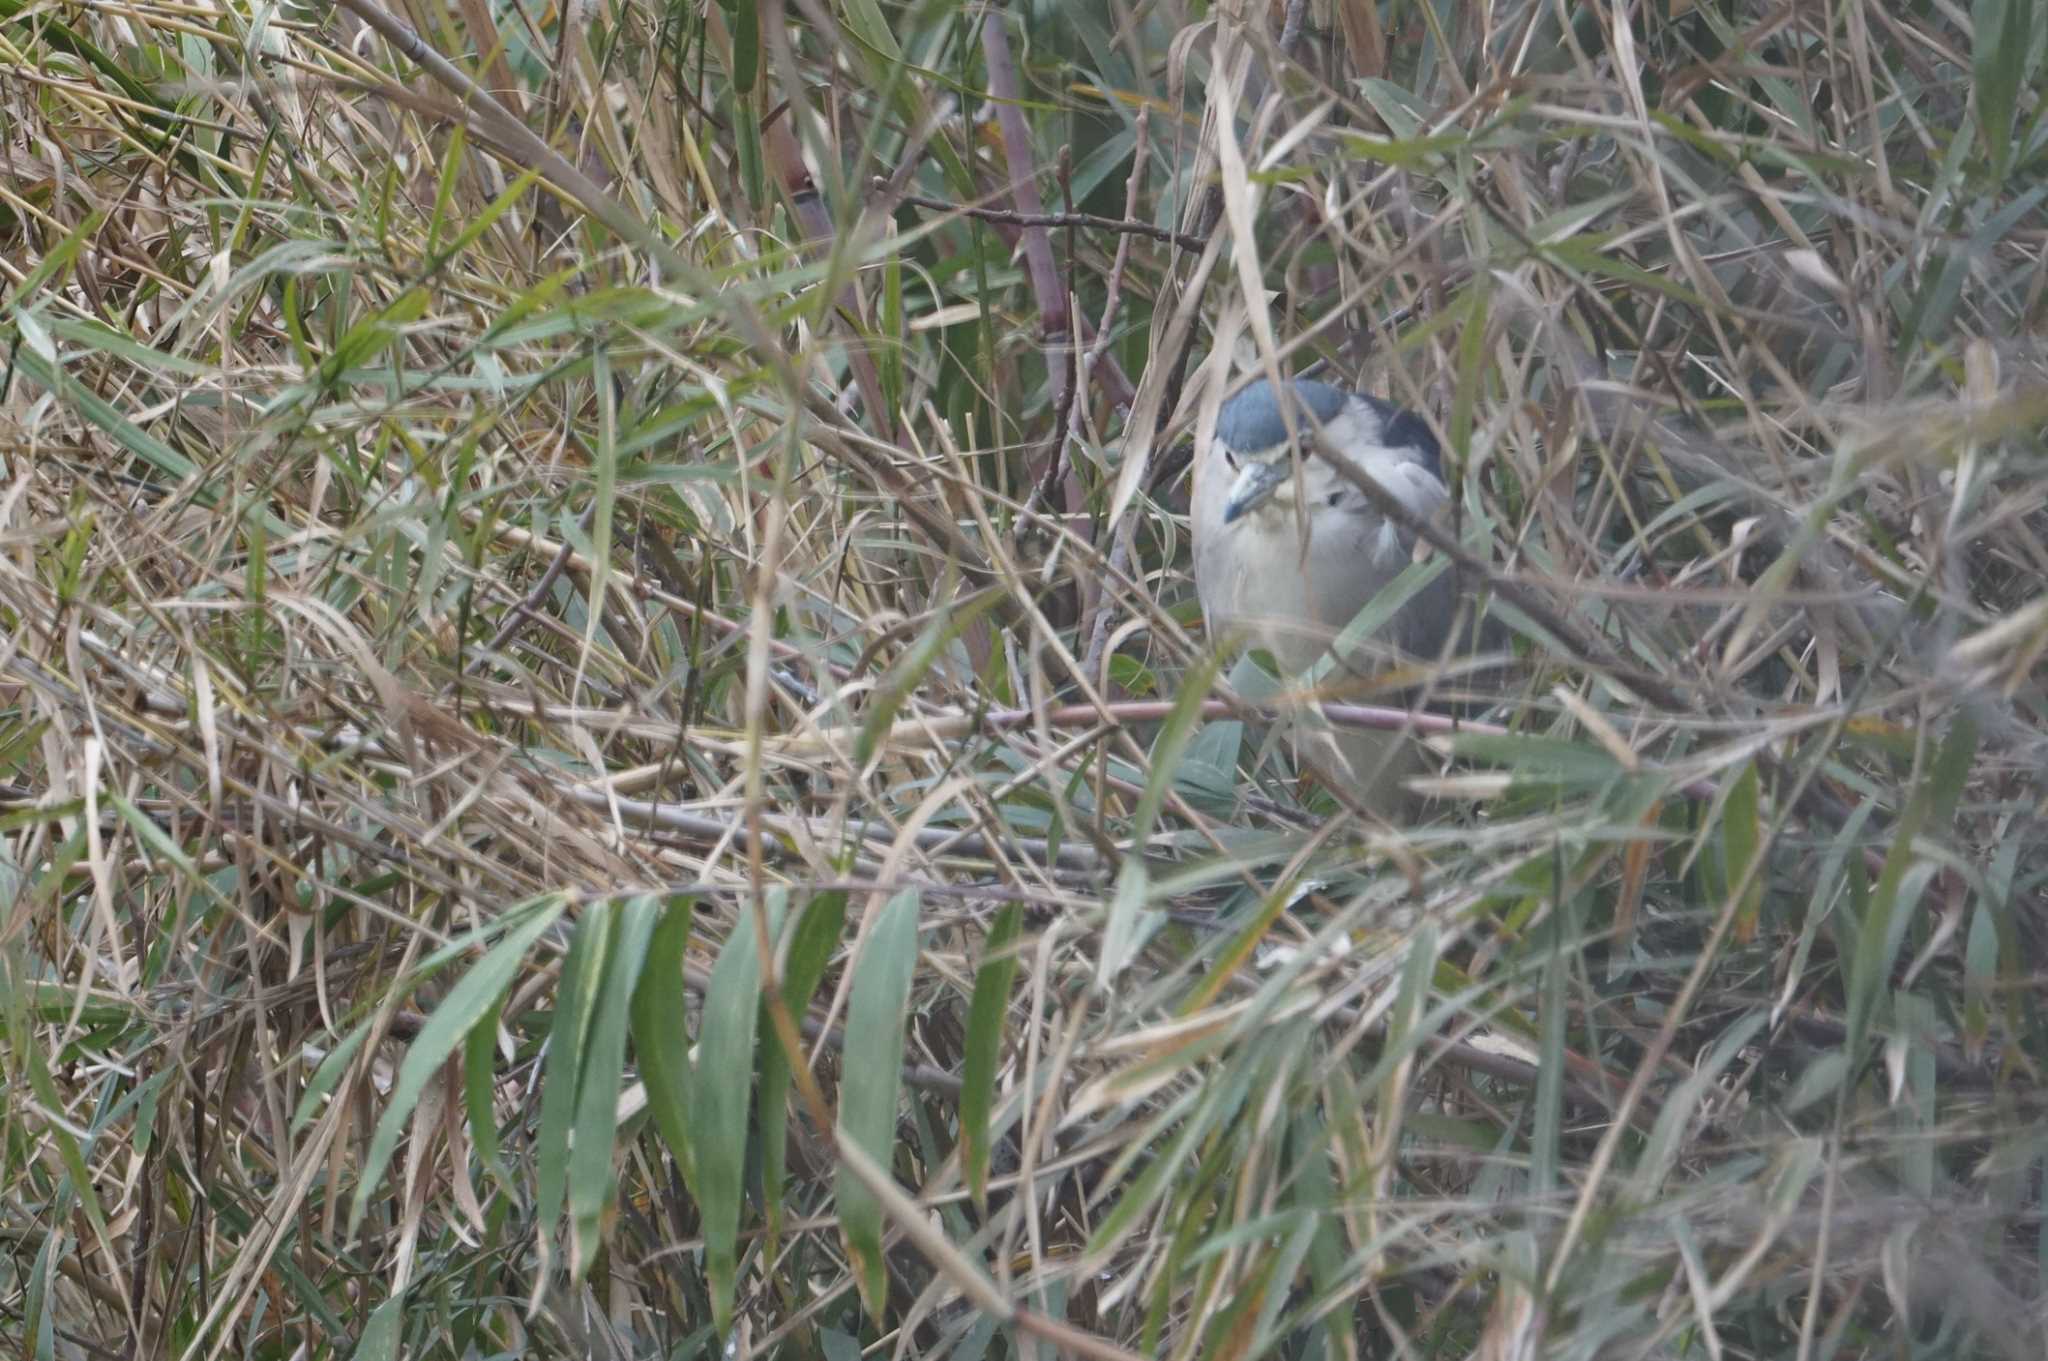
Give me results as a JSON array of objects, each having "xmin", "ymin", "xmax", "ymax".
[{"xmin": 891, "ymin": 187, "xmax": 1207, "ymax": 254}]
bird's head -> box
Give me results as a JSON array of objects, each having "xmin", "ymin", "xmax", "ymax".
[{"xmin": 1213, "ymin": 377, "xmax": 1442, "ymax": 524}]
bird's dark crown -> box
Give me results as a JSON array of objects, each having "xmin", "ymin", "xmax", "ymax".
[{"xmin": 1216, "ymin": 376, "xmax": 1441, "ymax": 480}]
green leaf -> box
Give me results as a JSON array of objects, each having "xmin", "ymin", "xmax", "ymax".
[
  {"xmin": 1289, "ymin": 1108, "xmax": 1354, "ymax": 1355},
  {"xmin": 1, "ymin": 211, "xmax": 104, "ymax": 307},
  {"xmin": 566, "ymin": 896, "xmax": 662, "ymax": 1275},
  {"xmin": 1450, "ymin": 731, "xmax": 1625, "ymax": 790},
  {"xmin": 9, "ymin": 342, "xmax": 198, "ymax": 482},
  {"xmin": 1845, "ymin": 714, "xmax": 1978, "ymax": 1053},
  {"xmin": 1532, "ymin": 909, "xmax": 1566, "ymax": 1198},
  {"xmin": 695, "ymin": 906, "xmax": 766, "ymax": 1333},
  {"xmin": 1353, "ymin": 78, "xmax": 1429, "ymax": 139},
  {"xmin": 1313, "ymin": 553, "xmax": 1451, "ymax": 680},
  {"xmin": 1085, "ymin": 1045, "xmax": 1262, "ymax": 1264},
  {"xmin": 462, "ymin": 990, "xmax": 511, "ymax": 1192},
  {"xmin": 21, "ymin": 1006, "xmax": 116, "ymax": 1266},
  {"xmin": 1097, "ymin": 859, "xmax": 1160, "ymax": 991},
  {"xmin": 349, "ymin": 894, "xmax": 570, "ymax": 1230},
  {"xmin": 629, "ymin": 896, "xmax": 699, "ymax": 1186},
  {"xmin": 1130, "ymin": 648, "xmax": 1225, "ymax": 846},
  {"xmin": 1450, "ymin": 276, "xmax": 1489, "ymax": 460},
  {"xmin": 1975, "ymin": 0, "xmax": 2035, "ymax": 178},
  {"xmin": 534, "ymin": 898, "xmax": 615, "ymax": 1272},
  {"xmin": 350, "ymin": 1296, "xmax": 405, "ymax": 1361},
  {"xmin": 23, "ymin": 1224, "xmax": 54, "ymax": 1361},
  {"xmin": 836, "ymin": 889, "xmax": 921, "ymax": 1317},
  {"xmin": 729, "ymin": 0, "xmax": 759, "ymax": 92},
  {"xmin": 1784, "ymin": 1048, "xmax": 1851, "ymax": 1114},
  {"xmin": 294, "ymin": 1022, "xmax": 376, "ymax": 1134},
  {"xmin": 1723, "ymin": 761, "xmax": 1764, "ymax": 942},
  {"xmin": 961, "ymin": 902, "xmax": 1021, "ymax": 1208},
  {"xmin": 855, "ymin": 586, "xmax": 1007, "ymax": 768},
  {"xmin": 760, "ymin": 890, "xmax": 845, "ymax": 1251}
]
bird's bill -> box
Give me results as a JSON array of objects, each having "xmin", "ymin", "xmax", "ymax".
[{"xmin": 1221, "ymin": 458, "xmax": 1292, "ymax": 523}]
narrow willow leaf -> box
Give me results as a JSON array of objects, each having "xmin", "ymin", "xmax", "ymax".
[
  {"xmin": 730, "ymin": 0, "xmax": 759, "ymax": 92},
  {"xmin": 23, "ymin": 1226, "xmax": 54, "ymax": 1361},
  {"xmin": 586, "ymin": 345, "xmax": 616, "ymax": 647},
  {"xmin": 271, "ymin": 1254, "xmax": 350, "ymax": 1343},
  {"xmin": 1176, "ymin": 715, "xmax": 1244, "ymax": 810},
  {"xmin": 736, "ymin": 98, "xmax": 766, "ymax": 208},
  {"xmin": 534, "ymin": 899, "xmax": 615, "ymax": 1273},
  {"xmin": 1533, "ymin": 907, "xmax": 1567, "ymax": 1198},
  {"xmin": 1101, "ymin": 651, "xmax": 1223, "ymax": 988},
  {"xmin": 349, "ymin": 894, "xmax": 569, "ymax": 1230},
  {"xmin": 1314, "ymin": 553, "xmax": 1449, "ymax": 678},
  {"xmin": 838, "ymin": 0, "xmax": 901, "ymax": 62},
  {"xmin": 1723, "ymin": 761, "xmax": 1763, "ymax": 943},
  {"xmin": 319, "ymin": 287, "xmax": 429, "ymax": 380},
  {"xmin": 1975, "ymin": 0, "xmax": 2033, "ymax": 178},
  {"xmin": 1449, "ymin": 732, "xmax": 1625, "ymax": 789},
  {"xmin": 631, "ymin": 897, "xmax": 699, "ymax": 1188},
  {"xmin": 294, "ymin": 1021, "xmax": 374, "ymax": 1134},
  {"xmin": 1846, "ymin": 714, "xmax": 1977, "ymax": 1052},
  {"xmin": 1926, "ymin": 710, "xmax": 1980, "ymax": 827},
  {"xmin": 836, "ymin": 888, "xmax": 921, "ymax": 1317},
  {"xmin": 425, "ymin": 124, "xmax": 465, "ymax": 258},
  {"xmin": 855, "ymin": 587, "xmax": 1005, "ymax": 767},
  {"xmin": 566, "ymin": 896, "xmax": 661, "ymax": 1275},
  {"xmin": 463, "ymin": 992, "xmax": 511, "ymax": 1193},
  {"xmin": 761, "ymin": 890, "xmax": 846, "ymax": 1251},
  {"xmin": 879, "ymin": 253, "xmax": 903, "ymax": 412},
  {"xmin": 1096, "ymin": 859, "xmax": 1157, "ymax": 989},
  {"xmin": 961, "ymin": 902, "xmax": 1021, "ymax": 1208},
  {"xmin": 1633, "ymin": 1011, "xmax": 1769, "ymax": 1190},
  {"xmin": 1085, "ymin": 1049, "xmax": 1262, "ymax": 1264},
  {"xmin": 1247, "ymin": 1213, "xmax": 1321, "ymax": 1355},
  {"xmin": 1962, "ymin": 841, "xmax": 2009, "ymax": 1056},
  {"xmin": 1132, "ymin": 651, "xmax": 1224, "ymax": 845},
  {"xmin": 22, "ymin": 1013, "xmax": 115, "ymax": 1255},
  {"xmin": 350, "ymin": 1296, "xmax": 404, "ymax": 1361},
  {"xmin": 1288, "ymin": 1109, "xmax": 1353, "ymax": 1355},
  {"xmin": 695, "ymin": 907, "xmax": 766, "ymax": 1334},
  {"xmin": 10, "ymin": 346, "xmax": 202, "ymax": 487},
  {"xmin": 1354, "ymin": 77, "xmax": 1428, "ymax": 138},
  {"xmin": 1450, "ymin": 277, "xmax": 1489, "ymax": 459},
  {"xmin": 6, "ymin": 211, "xmax": 105, "ymax": 302}
]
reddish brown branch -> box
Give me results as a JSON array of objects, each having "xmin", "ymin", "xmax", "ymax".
[{"xmin": 981, "ymin": 6, "xmax": 1080, "ymax": 515}]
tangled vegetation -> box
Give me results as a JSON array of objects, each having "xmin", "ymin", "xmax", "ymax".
[{"xmin": 2, "ymin": 0, "xmax": 2045, "ymax": 1358}]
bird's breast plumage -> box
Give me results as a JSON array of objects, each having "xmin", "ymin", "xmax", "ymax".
[{"xmin": 1195, "ymin": 382, "xmax": 1455, "ymax": 672}]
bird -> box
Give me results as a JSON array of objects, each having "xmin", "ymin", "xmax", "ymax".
[{"xmin": 1191, "ymin": 373, "xmax": 1483, "ymax": 812}]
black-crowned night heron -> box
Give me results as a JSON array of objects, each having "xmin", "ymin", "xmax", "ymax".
[{"xmin": 1192, "ymin": 375, "xmax": 1478, "ymax": 812}]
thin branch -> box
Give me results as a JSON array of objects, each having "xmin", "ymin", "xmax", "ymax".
[
  {"xmin": 892, "ymin": 187, "xmax": 1207, "ymax": 254},
  {"xmin": 981, "ymin": 6, "xmax": 1078, "ymax": 516}
]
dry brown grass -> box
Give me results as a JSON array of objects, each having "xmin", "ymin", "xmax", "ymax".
[{"xmin": 2, "ymin": 1, "xmax": 2046, "ymax": 1358}]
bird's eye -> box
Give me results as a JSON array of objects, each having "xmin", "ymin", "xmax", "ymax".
[
  {"xmin": 1223, "ymin": 449, "xmax": 1239, "ymax": 470},
  {"xmin": 1326, "ymin": 492, "xmax": 1344, "ymax": 508}
]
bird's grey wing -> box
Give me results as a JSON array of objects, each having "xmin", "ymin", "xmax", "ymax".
[
  {"xmin": 1299, "ymin": 443, "xmax": 1445, "ymax": 639},
  {"xmin": 1359, "ymin": 456, "xmax": 1509, "ymax": 664}
]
